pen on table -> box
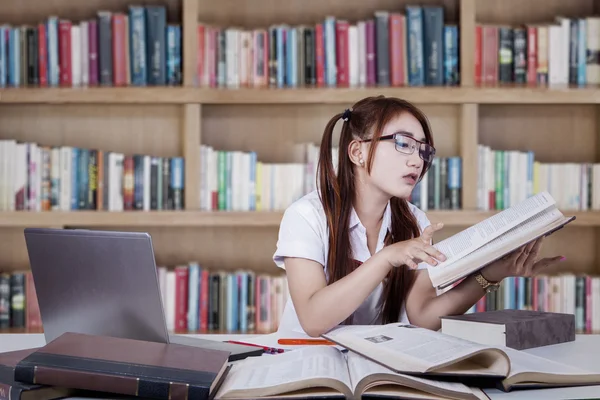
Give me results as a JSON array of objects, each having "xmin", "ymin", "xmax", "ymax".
[
  {"xmin": 277, "ymin": 338, "xmax": 337, "ymax": 346},
  {"xmin": 225, "ymin": 340, "xmax": 285, "ymax": 354}
]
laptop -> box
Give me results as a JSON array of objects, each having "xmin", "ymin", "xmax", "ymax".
[{"xmin": 23, "ymin": 227, "xmax": 264, "ymax": 361}]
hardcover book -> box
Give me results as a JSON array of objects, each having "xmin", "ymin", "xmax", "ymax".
[
  {"xmin": 440, "ymin": 309, "xmax": 576, "ymax": 350},
  {"xmin": 0, "ymin": 348, "xmax": 74, "ymax": 400},
  {"xmin": 322, "ymin": 323, "xmax": 600, "ymax": 392},
  {"xmin": 13, "ymin": 332, "xmax": 231, "ymax": 400}
]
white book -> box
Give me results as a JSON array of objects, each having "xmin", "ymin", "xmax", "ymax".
[
  {"xmin": 348, "ymin": 24, "xmax": 359, "ymax": 87},
  {"xmin": 357, "ymin": 21, "xmax": 366, "ymax": 87},
  {"xmin": 80, "ymin": 21, "xmax": 89, "ymax": 85},
  {"xmin": 60, "ymin": 146, "xmax": 72, "ymax": 211},
  {"xmin": 71, "ymin": 25, "xmax": 81, "ymax": 86},
  {"xmin": 427, "ymin": 191, "xmax": 575, "ymax": 289},
  {"xmin": 216, "ymin": 345, "xmax": 487, "ymax": 400},
  {"xmin": 323, "ymin": 323, "xmax": 600, "ymax": 392}
]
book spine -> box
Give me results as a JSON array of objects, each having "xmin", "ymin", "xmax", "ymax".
[
  {"xmin": 498, "ymin": 26, "xmax": 513, "ymax": 83},
  {"xmin": 88, "ymin": 20, "xmax": 99, "ymax": 85},
  {"xmin": 526, "ymin": 26, "xmax": 537, "ymax": 84},
  {"xmin": 406, "ymin": 6, "xmax": 424, "ymax": 85},
  {"xmin": 58, "ymin": 20, "xmax": 72, "ymax": 86},
  {"xmin": 145, "ymin": 6, "xmax": 166, "ymax": 85},
  {"xmin": 13, "ymin": 363, "xmax": 210, "ymax": 400},
  {"xmin": 513, "ymin": 27, "xmax": 527, "ymax": 83},
  {"xmin": 129, "ymin": 5, "xmax": 147, "ymax": 86},
  {"xmin": 423, "ymin": 6, "xmax": 444, "ymax": 85}
]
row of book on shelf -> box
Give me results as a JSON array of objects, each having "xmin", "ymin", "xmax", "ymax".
[
  {"xmin": 0, "ymin": 139, "xmax": 184, "ymax": 212},
  {"xmin": 2, "ymin": 268, "xmax": 600, "ymax": 335},
  {"xmin": 476, "ymin": 145, "xmax": 600, "ymax": 211},
  {"xmin": 0, "ymin": 265, "xmax": 288, "ymax": 335},
  {"xmin": 476, "ymin": 16, "xmax": 600, "ymax": 86},
  {"xmin": 198, "ymin": 143, "xmax": 463, "ymax": 212},
  {"xmin": 196, "ymin": 5, "xmax": 459, "ymax": 89},
  {"xmin": 0, "ymin": 4, "xmax": 180, "ymax": 88}
]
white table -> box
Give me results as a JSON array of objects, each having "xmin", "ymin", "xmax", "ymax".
[{"xmin": 2, "ymin": 333, "xmax": 600, "ymax": 399}]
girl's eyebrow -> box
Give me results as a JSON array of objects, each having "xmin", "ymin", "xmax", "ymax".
[{"xmin": 394, "ymin": 130, "xmax": 427, "ymax": 142}]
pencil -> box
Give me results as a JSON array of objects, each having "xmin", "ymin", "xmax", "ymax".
[{"xmin": 277, "ymin": 338, "xmax": 337, "ymax": 346}]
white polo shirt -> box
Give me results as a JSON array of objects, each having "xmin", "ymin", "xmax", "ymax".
[{"xmin": 273, "ymin": 190, "xmax": 432, "ymax": 334}]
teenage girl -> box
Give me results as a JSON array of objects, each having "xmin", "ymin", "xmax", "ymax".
[{"xmin": 273, "ymin": 95, "xmax": 564, "ymax": 337}]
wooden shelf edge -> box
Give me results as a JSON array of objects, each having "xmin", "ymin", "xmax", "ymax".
[
  {"xmin": 2, "ymin": 86, "xmax": 600, "ymax": 104},
  {"xmin": 0, "ymin": 210, "xmax": 597, "ymax": 228}
]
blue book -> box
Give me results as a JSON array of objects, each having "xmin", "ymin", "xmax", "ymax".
[
  {"xmin": 324, "ymin": 17, "xmax": 336, "ymax": 87},
  {"xmin": 577, "ymin": 18, "xmax": 586, "ymax": 86},
  {"xmin": 276, "ymin": 26, "xmax": 286, "ymax": 88},
  {"xmin": 167, "ymin": 25, "xmax": 177, "ymax": 85},
  {"xmin": 286, "ymin": 27, "xmax": 297, "ymax": 87},
  {"xmin": 406, "ymin": 6, "xmax": 424, "ymax": 86},
  {"xmin": 128, "ymin": 6, "xmax": 147, "ymax": 86},
  {"xmin": 423, "ymin": 6, "xmax": 444, "ymax": 85},
  {"xmin": 0, "ymin": 26, "xmax": 7, "ymax": 87},
  {"xmin": 9, "ymin": 27, "xmax": 19, "ymax": 87},
  {"xmin": 46, "ymin": 17, "xmax": 59, "ymax": 86},
  {"xmin": 443, "ymin": 25, "xmax": 459, "ymax": 85},
  {"xmin": 187, "ymin": 263, "xmax": 199, "ymax": 332}
]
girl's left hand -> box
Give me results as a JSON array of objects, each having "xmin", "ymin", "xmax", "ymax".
[{"xmin": 479, "ymin": 237, "xmax": 565, "ymax": 283}]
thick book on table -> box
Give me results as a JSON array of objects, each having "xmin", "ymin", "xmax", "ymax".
[
  {"xmin": 321, "ymin": 323, "xmax": 600, "ymax": 392},
  {"xmin": 426, "ymin": 191, "xmax": 574, "ymax": 289},
  {"xmin": 0, "ymin": 348, "xmax": 74, "ymax": 400},
  {"xmin": 13, "ymin": 332, "xmax": 231, "ymax": 400},
  {"xmin": 215, "ymin": 345, "xmax": 488, "ymax": 400},
  {"xmin": 440, "ymin": 309, "xmax": 576, "ymax": 350}
]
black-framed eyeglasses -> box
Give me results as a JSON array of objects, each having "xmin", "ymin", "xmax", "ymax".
[{"xmin": 360, "ymin": 133, "xmax": 436, "ymax": 163}]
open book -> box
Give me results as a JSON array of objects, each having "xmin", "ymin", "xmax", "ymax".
[
  {"xmin": 321, "ymin": 323, "xmax": 600, "ymax": 392},
  {"xmin": 215, "ymin": 345, "xmax": 488, "ymax": 400},
  {"xmin": 426, "ymin": 191, "xmax": 574, "ymax": 289}
]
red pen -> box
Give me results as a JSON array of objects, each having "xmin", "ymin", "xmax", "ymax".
[{"xmin": 226, "ymin": 340, "xmax": 285, "ymax": 354}]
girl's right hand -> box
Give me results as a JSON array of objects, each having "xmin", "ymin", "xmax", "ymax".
[{"xmin": 383, "ymin": 223, "xmax": 447, "ymax": 269}]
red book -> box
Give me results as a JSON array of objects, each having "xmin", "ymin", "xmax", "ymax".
[
  {"xmin": 37, "ymin": 23, "xmax": 48, "ymax": 87},
  {"xmin": 123, "ymin": 156, "xmax": 134, "ymax": 210},
  {"xmin": 199, "ymin": 269, "xmax": 209, "ymax": 332},
  {"xmin": 482, "ymin": 25, "xmax": 498, "ymax": 85},
  {"xmin": 58, "ymin": 20, "xmax": 72, "ymax": 86},
  {"xmin": 112, "ymin": 13, "xmax": 127, "ymax": 86},
  {"xmin": 365, "ymin": 19, "xmax": 376, "ymax": 86},
  {"xmin": 197, "ymin": 24, "xmax": 204, "ymax": 86},
  {"xmin": 526, "ymin": 25, "xmax": 537, "ymax": 85},
  {"xmin": 474, "ymin": 24, "xmax": 482, "ymax": 85},
  {"xmin": 25, "ymin": 271, "xmax": 42, "ymax": 330},
  {"xmin": 389, "ymin": 13, "xmax": 405, "ymax": 86},
  {"xmin": 174, "ymin": 266, "xmax": 189, "ymax": 332},
  {"xmin": 335, "ymin": 20, "xmax": 349, "ymax": 86},
  {"xmin": 315, "ymin": 23, "xmax": 325, "ymax": 87}
]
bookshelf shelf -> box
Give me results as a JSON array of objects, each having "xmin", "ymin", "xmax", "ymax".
[
  {"xmin": 0, "ymin": 210, "xmax": 597, "ymax": 228},
  {"xmin": 2, "ymin": 86, "xmax": 600, "ymax": 105},
  {"xmin": 0, "ymin": 211, "xmax": 285, "ymax": 228}
]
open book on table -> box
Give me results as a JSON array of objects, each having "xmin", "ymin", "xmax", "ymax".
[
  {"xmin": 426, "ymin": 191, "xmax": 574, "ymax": 289},
  {"xmin": 321, "ymin": 323, "xmax": 600, "ymax": 392},
  {"xmin": 215, "ymin": 345, "xmax": 488, "ymax": 400}
]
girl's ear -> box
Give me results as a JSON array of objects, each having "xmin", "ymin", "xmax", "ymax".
[{"xmin": 348, "ymin": 139, "xmax": 365, "ymax": 168}]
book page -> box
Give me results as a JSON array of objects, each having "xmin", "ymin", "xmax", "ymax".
[
  {"xmin": 428, "ymin": 192, "xmax": 557, "ymax": 268},
  {"xmin": 346, "ymin": 350, "xmax": 481, "ymax": 399},
  {"xmin": 322, "ymin": 324, "xmax": 509, "ymax": 376},
  {"xmin": 216, "ymin": 346, "xmax": 353, "ymax": 399},
  {"xmin": 502, "ymin": 347, "xmax": 600, "ymax": 389},
  {"xmin": 428, "ymin": 207, "xmax": 570, "ymax": 288}
]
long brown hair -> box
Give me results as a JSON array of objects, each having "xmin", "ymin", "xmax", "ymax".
[{"xmin": 317, "ymin": 95, "xmax": 435, "ymax": 325}]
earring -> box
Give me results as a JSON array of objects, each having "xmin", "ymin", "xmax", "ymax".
[{"xmin": 359, "ymin": 158, "xmax": 364, "ymax": 166}]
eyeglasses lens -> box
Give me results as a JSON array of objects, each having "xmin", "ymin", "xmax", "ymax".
[{"xmin": 394, "ymin": 135, "xmax": 435, "ymax": 163}]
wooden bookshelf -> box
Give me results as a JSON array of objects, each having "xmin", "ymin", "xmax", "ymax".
[
  {"xmin": 1, "ymin": 0, "xmax": 600, "ymax": 334},
  {"xmin": 3, "ymin": 86, "xmax": 600, "ymax": 105},
  {"xmin": 0, "ymin": 210, "xmax": 599, "ymax": 228}
]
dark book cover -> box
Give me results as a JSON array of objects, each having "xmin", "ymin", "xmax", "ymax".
[
  {"xmin": 145, "ymin": 6, "xmax": 166, "ymax": 85},
  {"xmin": 26, "ymin": 27, "xmax": 38, "ymax": 86},
  {"xmin": 88, "ymin": 149, "xmax": 98, "ymax": 210},
  {"xmin": 498, "ymin": 26, "xmax": 513, "ymax": 83},
  {"xmin": 0, "ymin": 348, "xmax": 74, "ymax": 400},
  {"xmin": 10, "ymin": 273, "xmax": 25, "ymax": 328},
  {"xmin": 423, "ymin": 6, "xmax": 444, "ymax": 85},
  {"xmin": 133, "ymin": 154, "xmax": 144, "ymax": 210},
  {"xmin": 374, "ymin": 11, "xmax": 390, "ymax": 86},
  {"xmin": 162, "ymin": 157, "xmax": 170, "ymax": 210},
  {"xmin": 0, "ymin": 274, "xmax": 10, "ymax": 329},
  {"xmin": 513, "ymin": 27, "xmax": 527, "ymax": 83},
  {"xmin": 441, "ymin": 309, "xmax": 576, "ymax": 350},
  {"xmin": 150, "ymin": 156, "xmax": 159, "ymax": 210},
  {"xmin": 304, "ymin": 27, "xmax": 315, "ymax": 85},
  {"xmin": 14, "ymin": 332, "xmax": 231, "ymax": 400},
  {"xmin": 97, "ymin": 11, "xmax": 113, "ymax": 86}
]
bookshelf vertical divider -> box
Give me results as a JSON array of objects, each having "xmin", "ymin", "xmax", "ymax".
[
  {"xmin": 183, "ymin": 103, "xmax": 201, "ymax": 210},
  {"xmin": 459, "ymin": 0, "xmax": 475, "ymax": 87},
  {"xmin": 183, "ymin": 0, "xmax": 199, "ymax": 86},
  {"xmin": 459, "ymin": 103, "xmax": 479, "ymax": 210}
]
